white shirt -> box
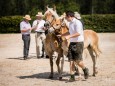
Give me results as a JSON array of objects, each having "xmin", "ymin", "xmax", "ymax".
[
  {"xmin": 20, "ymin": 21, "xmax": 31, "ymax": 34},
  {"xmin": 69, "ymin": 18, "xmax": 84, "ymax": 42},
  {"xmin": 32, "ymin": 19, "xmax": 45, "ymax": 32}
]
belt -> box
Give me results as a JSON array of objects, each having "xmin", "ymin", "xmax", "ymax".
[
  {"xmin": 35, "ymin": 32, "xmax": 45, "ymax": 33},
  {"xmin": 22, "ymin": 34, "xmax": 30, "ymax": 36},
  {"xmin": 70, "ymin": 42, "xmax": 83, "ymax": 44}
]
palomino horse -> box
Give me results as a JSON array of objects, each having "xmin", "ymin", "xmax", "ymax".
[
  {"xmin": 44, "ymin": 30, "xmax": 64, "ymax": 79},
  {"xmin": 44, "ymin": 7, "xmax": 64, "ymax": 80},
  {"xmin": 44, "ymin": 7, "xmax": 101, "ymax": 77}
]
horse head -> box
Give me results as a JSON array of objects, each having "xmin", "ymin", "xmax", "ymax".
[{"xmin": 44, "ymin": 6, "xmax": 59, "ymax": 28}]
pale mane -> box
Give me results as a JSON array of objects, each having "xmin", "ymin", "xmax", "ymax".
[{"xmin": 44, "ymin": 8, "xmax": 59, "ymax": 19}]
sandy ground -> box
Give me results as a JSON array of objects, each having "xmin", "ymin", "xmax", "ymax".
[{"xmin": 0, "ymin": 33, "xmax": 115, "ymax": 86}]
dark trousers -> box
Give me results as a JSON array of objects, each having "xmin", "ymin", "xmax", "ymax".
[
  {"xmin": 22, "ymin": 34, "xmax": 30, "ymax": 57},
  {"xmin": 68, "ymin": 42, "xmax": 84, "ymax": 61}
]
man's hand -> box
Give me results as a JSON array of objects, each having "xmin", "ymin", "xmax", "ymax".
[
  {"xmin": 57, "ymin": 35, "xmax": 61, "ymax": 37},
  {"xmin": 65, "ymin": 35, "xmax": 70, "ymax": 40}
]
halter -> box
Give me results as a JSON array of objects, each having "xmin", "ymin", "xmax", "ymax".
[
  {"xmin": 52, "ymin": 18, "xmax": 69, "ymax": 31},
  {"xmin": 45, "ymin": 15, "xmax": 56, "ymax": 28}
]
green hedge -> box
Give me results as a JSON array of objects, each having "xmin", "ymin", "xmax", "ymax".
[
  {"xmin": 0, "ymin": 14, "xmax": 115, "ymax": 33},
  {"xmin": 0, "ymin": 16, "xmax": 22, "ymax": 33},
  {"xmin": 0, "ymin": 16, "xmax": 35, "ymax": 33},
  {"xmin": 82, "ymin": 14, "xmax": 115, "ymax": 32}
]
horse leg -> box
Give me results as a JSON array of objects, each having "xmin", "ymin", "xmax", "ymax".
[
  {"xmin": 87, "ymin": 46, "xmax": 96, "ymax": 76},
  {"xmin": 49, "ymin": 55, "xmax": 54, "ymax": 78},
  {"xmin": 56, "ymin": 55, "xmax": 62, "ymax": 80},
  {"xmin": 60, "ymin": 55, "xmax": 65, "ymax": 80},
  {"xmin": 74, "ymin": 64, "xmax": 80, "ymax": 75},
  {"xmin": 93, "ymin": 46, "xmax": 99, "ymax": 74}
]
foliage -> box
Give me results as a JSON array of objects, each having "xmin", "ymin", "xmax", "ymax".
[
  {"xmin": 0, "ymin": 14, "xmax": 115, "ymax": 33},
  {"xmin": 82, "ymin": 14, "xmax": 115, "ymax": 32},
  {"xmin": 0, "ymin": 16, "xmax": 22, "ymax": 33},
  {"xmin": 0, "ymin": 0, "xmax": 115, "ymax": 17}
]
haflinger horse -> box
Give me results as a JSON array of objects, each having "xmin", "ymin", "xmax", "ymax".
[
  {"xmin": 44, "ymin": 7, "xmax": 64, "ymax": 80},
  {"xmin": 44, "ymin": 6, "xmax": 101, "ymax": 77}
]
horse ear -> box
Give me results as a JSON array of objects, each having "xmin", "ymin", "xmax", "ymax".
[
  {"xmin": 60, "ymin": 17, "xmax": 64, "ymax": 22},
  {"xmin": 62, "ymin": 17, "xmax": 65, "ymax": 21},
  {"xmin": 53, "ymin": 4, "xmax": 56, "ymax": 11}
]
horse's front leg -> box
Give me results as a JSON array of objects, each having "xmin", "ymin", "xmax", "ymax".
[
  {"xmin": 49, "ymin": 56, "xmax": 54, "ymax": 78},
  {"xmin": 56, "ymin": 55, "xmax": 62, "ymax": 80},
  {"xmin": 61, "ymin": 54, "xmax": 65, "ymax": 73},
  {"xmin": 60, "ymin": 55, "xmax": 64, "ymax": 79}
]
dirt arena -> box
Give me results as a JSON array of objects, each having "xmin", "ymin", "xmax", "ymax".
[{"xmin": 0, "ymin": 33, "xmax": 115, "ymax": 86}]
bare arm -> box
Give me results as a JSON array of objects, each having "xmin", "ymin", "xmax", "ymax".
[
  {"xmin": 65, "ymin": 32, "xmax": 80, "ymax": 40},
  {"xmin": 61, "ymin": 32, "xmax": 70, "ymax": 36}
]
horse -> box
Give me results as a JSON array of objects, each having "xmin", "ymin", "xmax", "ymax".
[
  {"xmin": 44, "ymin": 7, "xmax": 64, "ymax": 80},
  {"xmin": 44, "ymin": 6, "xmax": 101, "ymax": 77}
]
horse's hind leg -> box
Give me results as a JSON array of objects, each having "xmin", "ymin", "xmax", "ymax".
[
  {"xmin": 87, "ymin": 46, "xmax": 97, "ymax": 76},
  {"xmin": 49, "ymin": 56, "xmax": 54, "ymax": 78}
]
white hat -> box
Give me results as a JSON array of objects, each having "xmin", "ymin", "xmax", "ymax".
[
  {"xmin": 36, "ymin": 12, "xmax": 43, "ymax": 17},
  {"xmin": 60, "ymin": 12, "xmax": 66, "ymax": 19},
  {"xmin": 74, "ymin": 12, "xmax": 81, "ymax": 19},
  {"xmin": 23, "ymin": 15, "xmax": 31, "ymax": 20}
]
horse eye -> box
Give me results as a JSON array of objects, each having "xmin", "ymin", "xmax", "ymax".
[{"xmin": 52, "ymin": 15, "xmax": 54, "ymax": 17}]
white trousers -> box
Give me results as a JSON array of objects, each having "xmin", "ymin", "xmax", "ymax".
[{"xmin": 35, "ymin": 32, "xmax": 46, "ymax": 57}]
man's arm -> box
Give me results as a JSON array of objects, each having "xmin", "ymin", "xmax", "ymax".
[
  {"xmin": 61, "ymin": 32, "xmax": 70, "ymax": 36},
  {"xmin": 65, "ymin": 32, "xmax": 80, "ymax": 40},
  {"xmin": 21, "ymin": 28, "xmax": 31, "ymax": 32},
  {"xmin": 20, "ymin": 22, "xmax": 32, "ymax": 32},
  {"xmin": 32, "ymin": 20, "xmax": 39, "ymax": 30}
]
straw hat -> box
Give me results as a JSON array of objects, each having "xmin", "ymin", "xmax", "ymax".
[
  {"xmin": 36, "ymin": 12, "xmax": 43, "ymax": 17},
  {"xmin": 74, "ymin": 12, "xmax": 81, "ymax": 19},
  {"xmin": 23, "ymin": 15, "xmax": 31, "ymax": 20}
]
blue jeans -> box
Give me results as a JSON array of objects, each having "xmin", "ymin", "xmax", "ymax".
[{"xmin": 22, "ymin": 34, "xmax": 30, "ymax": 57}]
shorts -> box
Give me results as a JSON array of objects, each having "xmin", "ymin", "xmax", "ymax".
[{"xmin": 67, "ymin": 42, "xmax": 84, "ymax": 61}]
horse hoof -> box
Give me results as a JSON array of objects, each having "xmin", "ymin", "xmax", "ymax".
[
  {"xmin": 92, "ymin": 74, "xmax": 96, "ymax": 77},
  {"xmin": 95, "ymin": 71, "xmax": 98, "ymax": 74},
  {"xmin": 59, "ymin": 77, "xmax": 62, "ymax": 80},
  {"xmin": 46, "ymin": 55, "xmax": 49, "ymax": 58},
  {"xmin": 75, "ymin": 72, "xmax": 80, "ymax": 76}
]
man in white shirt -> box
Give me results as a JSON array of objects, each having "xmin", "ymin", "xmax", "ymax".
[
  {"xmin": 32, "ymin": 12, "xmax": 46, "ymax": 58},
  {"xmin": 20, "ymin": 15, "xmax": 32, "ymax": 60},
  {"xmin": 62, "ymin": 11, "xmax": 89, "ymax": 81}
]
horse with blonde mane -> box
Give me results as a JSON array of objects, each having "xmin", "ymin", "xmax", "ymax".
[
  {"xmin": 44, "ymin": 7, "xmax": 64, "ymax": 80},
  {"xmin": 44, "ymin": 6, "xmax": 101, "ymax": 77}
]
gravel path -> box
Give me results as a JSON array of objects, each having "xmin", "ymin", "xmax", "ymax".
[{"xmin": 0, "ymin": 33, "xmax": 115, "ymax": 86}]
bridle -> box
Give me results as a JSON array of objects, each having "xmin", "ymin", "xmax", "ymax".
[
  {"xmin": 45, "ymin": 12, "xmax": 68, "ymax": 36},
  {"xmin": 45, "ymin": 15, "xmax": 56, "ymax": 28}
]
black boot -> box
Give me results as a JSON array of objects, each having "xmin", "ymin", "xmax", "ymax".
[
  {"xmin": 83, "ymin": 68, "xmax": 89, "ymax": 79},
  {"xmin": 45, "ymin": 55, "xmax": 49, "ymax": 58},
  {"xmin": 24, "ymin": 56, "xmax": 27, "ymax": 60},
  {"xmin": 69, "ymin": 74, "xmax": 75, "ymax": 82}
]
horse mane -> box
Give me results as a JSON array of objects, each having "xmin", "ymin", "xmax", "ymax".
[{"xmin": 44, "ymin": 8, "xmax": 59, "ymax": 19}]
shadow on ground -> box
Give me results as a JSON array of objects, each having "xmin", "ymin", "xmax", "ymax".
[
  {"xmin": 17, "ymin": 72, "xmax": 70, "ymax": 81},
  {"xmin": 7, "ymin": 56, "xmax": 37, "ymax": 60}
]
